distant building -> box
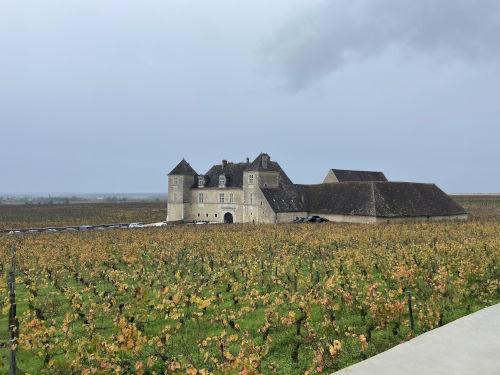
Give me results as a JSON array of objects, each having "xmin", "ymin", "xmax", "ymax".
[{"xmin": 166, "ymin": 153, "xmax": 467, "ymax": 224}]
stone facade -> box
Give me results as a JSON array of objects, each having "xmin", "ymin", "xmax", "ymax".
[{"xmin": 166, "ymin": 153, "xmax": 467, "ymax": 224}]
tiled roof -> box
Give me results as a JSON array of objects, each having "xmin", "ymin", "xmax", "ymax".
[
  {"xmin": 294, "ymin": 182, "xmax": 466, "ymax": 217},
  {"xmin": 331, "ymin": 169, "xmax": 388, "ymax": 182},
  {"xmin": 203, "ymin": 162, "xmax": 249, "ymax": 188},
  {"xmin": 201, "ymin": 153, "xmax": 294, "ymax": 189}
]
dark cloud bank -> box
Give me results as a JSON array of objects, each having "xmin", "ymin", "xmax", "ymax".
[{"xmin": 267, "ymin": 0, "xmax": 500, "ymax": 88}]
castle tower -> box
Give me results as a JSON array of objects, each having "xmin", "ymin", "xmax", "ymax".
[
  {"xmin": 166, "ymin": 159, "xmax": 197, "ymax": 222},
  {"xmin": 243, "ymin": 153, "xmax": 279, "ymax": 223}
]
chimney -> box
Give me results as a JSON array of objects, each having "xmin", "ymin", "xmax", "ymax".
[
  {"xmin": 222, "ymin": 160, "xmax": 227, "ymax": 168},
  {"xmin": 246, "ymin": 157, "xmax": 249, "ymax": 164},
  {"xmin": 262, "ymin": 154, "xmax": 269, "ymax": 169}
]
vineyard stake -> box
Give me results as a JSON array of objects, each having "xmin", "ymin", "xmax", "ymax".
[
  {"xmin": 406, "ymin": 291, "xmax": 414, "ymax": 330},
  {"xmin": 9, "ymin": 246, "xmax": 17, "ymax": 375}
]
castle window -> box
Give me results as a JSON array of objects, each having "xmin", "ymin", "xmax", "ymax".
[
  {"xmin": 249, "ymin": 174, "xmax": 254, "ymax": 184},
  {"xmin": 173, "ymin": 176, "xmax": 178, "ymax": 186},
  {"xmin": 173, "ymin": 192, "xmax": 177, "ymax": 203},
  {"xmin": 206, "ymin": 213, "xmax": 209, "ymax": 217},
  {"xmin": 250, "ymin": 193, "xmax": 253, "ymax": 205},
  {"xmin": 198, "ymin": 193, "xmax": 204, "ymax": 203},
  {"xmin": 198, "ymin": 213, "xmax": 200, "ymax": 217},
  {"xmin": 229, "ymin": 193, "xmax": 234, "ymax": 203},
  {"xmin": 215, "ymin": 214, "xmax": 218, "ymax": 218},
  {"xmin": 219, "ymin": 193, "xmax": 224, "ymax": 203},
  {"xmin": 198, "ymin": 175, "xmax": 205, "ymax": 187},
  {"xmin": 219, "ymin": 175, "xmax": 226, "ymax": 187}
]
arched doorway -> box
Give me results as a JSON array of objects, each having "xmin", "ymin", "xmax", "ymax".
[{"xmin": 224, "ymin": 212, "xmax": 233, "ymax": 223}]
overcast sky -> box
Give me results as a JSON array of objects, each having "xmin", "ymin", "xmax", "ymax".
[{"xmin": 1, "ymin": 0, "xmax": 499, "ymax": 194}]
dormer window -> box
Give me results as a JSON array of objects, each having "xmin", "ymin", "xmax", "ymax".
[
  {"xmin": 198, "ymin": 175, "xmax": 205, "ymax": 187},
  {"xmin": 219, "ymin": 175, "xmax": 226, "ymax": 187}
]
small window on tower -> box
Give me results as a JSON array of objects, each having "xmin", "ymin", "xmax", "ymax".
[
  {"xmin": 173, "ymin": 176, "xmax": 178, "ymax": 185},
  {"xmin": 249, "ymin": 174, "xmax": 254, "ymax": 184},
  {"xmin": 198, "ymin": 175, "xmax": 205, "ymax": 187},
  {"xmin": 198, "ymin": 193, "xmax": 204, "ymax": 203}
]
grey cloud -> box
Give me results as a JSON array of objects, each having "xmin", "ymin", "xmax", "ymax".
[{"xmin": 266, "ymin": 0, "xmax": 500, "ymax": 89}]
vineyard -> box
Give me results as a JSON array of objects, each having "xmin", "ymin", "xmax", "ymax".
[
  {"xmin": 0, "ymin": 201, "xmax": 168, "ymax": 230},
  {"xmin": 1, "ymin": 219, "xmax": 499, "ymax": 374}
]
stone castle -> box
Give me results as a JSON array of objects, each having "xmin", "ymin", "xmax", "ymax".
[{"xmin": 166, "ymin": 153, "xmax": 467, "ymax": 224}]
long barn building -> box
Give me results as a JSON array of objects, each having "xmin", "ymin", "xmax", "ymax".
[{"xmin": 166, "ymin": 153, "xmax": 467, "ymax": 224}]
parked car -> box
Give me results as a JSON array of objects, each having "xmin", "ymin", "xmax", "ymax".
[
  {"xmin": 79, "ymin": 225, "xmax": 93, "ymax": 231},
  {"xmin": 295, "ymin": 216, "xmax": 329, "ymax": 223},
  {"xmin": 45, "ymin": 228, "xmax": 57, "ymax": 233},
  {"xmin": 128, "ymin": 222, "xmax": 143, "ymax": 228}
]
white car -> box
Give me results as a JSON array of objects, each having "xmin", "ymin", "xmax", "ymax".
[
  {"xmin": 128, "ymin": 222, "xmax": 143, "ymax": 228},
  {"xmin": 152, "ymin": 222, "xmax": 167, "ymax": 227}
]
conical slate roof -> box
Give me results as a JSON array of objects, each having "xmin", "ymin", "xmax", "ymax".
[{"xmin": 168, "ymin": 159, "xmax": 198, "ymax": 176}]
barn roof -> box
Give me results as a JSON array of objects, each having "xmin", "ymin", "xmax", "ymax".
[
  {"xmin": 291, "ymin": 182, "xmax": 466, "ymax": 217},
  {"xmin": 330, "ymin": 169, "xmax": 388, "ymax": 182},
  {"xmin": 168, "ymin": 159, "xmax": 198, "ymax": 176}
]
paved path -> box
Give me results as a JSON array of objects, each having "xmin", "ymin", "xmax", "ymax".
[{"xmin": 334, "ymin": 303, "xmax": 500, "ymax": 375}]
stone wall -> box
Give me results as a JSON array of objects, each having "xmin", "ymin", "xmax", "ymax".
[
  {"xmin": 186, "ymin": 188, "xmax": 244, "ymax": 223},
  {"xmin": 374, "ymin": 214, "xmax": 468, "ymax": 223},
  {"xmin": 276, "ymin": 212, "xmax": 308, "ymax": 223},
  {"xmin": 323, "ymin": 170, "xmax": 339, "ymax": 183},
  {"xmin": 311, "ymin": 213, "xmax": 468, "ymax": 224},
  {"xmin": 310, "ymin": 213, "xmax": 378, "ymax": 224}
]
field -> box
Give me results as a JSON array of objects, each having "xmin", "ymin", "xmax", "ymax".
[
  {"xmin": 0, "ymin": 201, "xmax": 168, "ymax": 230},
  {"xmin": 450, "ymin": 194, "xmax": 500, "ymax": 218},
  {"xmin": 0, "ymin": 198, "xmax": 499, "ymax": 374}
]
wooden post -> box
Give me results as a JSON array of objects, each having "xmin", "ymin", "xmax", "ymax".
[
  {"xmin": 407, "ymin": 291, "xmax": 414, "ymax": 330},
  {"xmin": 9, "ymin": 246, "xmax": 17, "ymax": 375}
]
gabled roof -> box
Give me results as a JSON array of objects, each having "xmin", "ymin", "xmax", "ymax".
[
  {"xmin": 168, "ymin": 159, "xmax": 198, "ymax": 176},
  {"xmin": 292, "ymin": 181, "xmax": 466, "ymax": 217},
  {"xmin": 330, "ymin": 169, "xmax": 388, "ymax": 182}
]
